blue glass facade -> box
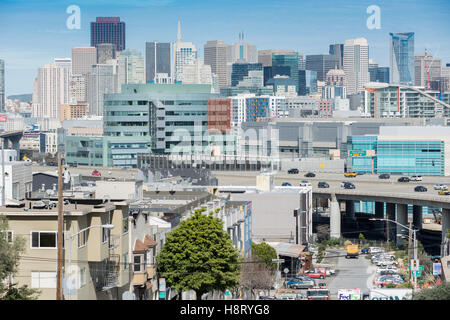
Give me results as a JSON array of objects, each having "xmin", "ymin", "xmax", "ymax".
[
  {"xmin": 348, "ymin": 135, "xmax": 444, "ymax": 176},
  {"xmin": 389, "ymin": 32, "xmax": 414, "ymax": 85},
  {"xmin": 245, "ymin": 97, "xmax": 270, "ymax": 122},
  {"xmin": 298, "ymin": 70, "xmax": 317, "ymax": 96},
  {"xmin": 369, "ymin": 67, "xmax": 390, "ymax": 83},
  {"xmin": 231, "ymin": 63, "xmax": 263, "ymax": 86},
  {"xmin": 272, "ymin": 53, "xmax": 299, "ymax": 93}
]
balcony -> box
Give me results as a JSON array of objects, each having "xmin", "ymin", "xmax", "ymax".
[{"xmin": 90, "ymin": 254, "xmax": 120, "ymax": 291}]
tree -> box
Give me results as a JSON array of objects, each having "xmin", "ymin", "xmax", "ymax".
[
  {"xmin": 240, "ymin": 256, "xmax": 275, "ymax": 299},
  {"xmin": 0, "ymin": 216, "xmax": 39, "ymax": 300},
  {"xmin": 316, "ymin": 225, "xmax": 330, "ymax": 242},
  {"xmin": 412, "ymin": 282, "xmax": 450, "ymax": 300},
  {"xmin": 358, "ymin": 233, "xmax": 365, "ymax": 244},
  {"xmin": 251, "ymin": 242, "xmax": 277, "ymax": 271},
  {"xmin": 156, "ymin": 208, "xmax": 241, "ymax": 300}
]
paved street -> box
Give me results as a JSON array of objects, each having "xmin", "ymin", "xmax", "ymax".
[{"xmin": 323, "ymin": 249, "xmax": 376, "ymax": 300}]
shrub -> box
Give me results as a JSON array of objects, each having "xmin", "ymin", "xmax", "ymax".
[{"xmin": 344, "ymin": 240, "xmax": 353, "ymax": 247}]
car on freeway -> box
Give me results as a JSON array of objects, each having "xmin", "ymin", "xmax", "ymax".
[
  {"xmin": 434, "ymin": 184, "xmax": 448, "ymax": 190},
  {"xmin": 300, "ymin": 180, "xmax": 312, "ymax": 187},
  {"xmin": 341, "ymin": 182, "xmax": 355, "ymax": 189},
  {"xmin": 410, "ymin": 175, "xmax": 422, "ymax": 181},
  {"xmin": 91, "ymin": 169, "xmax": 101, "ymax": 176},
  {"xmin": 304, "ymin": 172, "xmax": 316, "ymax": 177},
  {"xmin": 397, "ymin": 177, "xmax": 410, "ymax": 182},
  {"xmin": 344, "ymin": 171, "xmax": 357, "ymax": 178},
  {"xmin": 32, "ymin": 201, "xmax": 47, "ymax": 209},
  {"xmin": 288, "ymin": 168, "xmax": 299, "ymax": 174},
  {"xmin": 282, "ymin": 182, "xmax": 292, "ymax": 186},
  {"xmin": 379, "ymin": 174, "xmax": 390, "ymax": 179},
  {"xmin": 438, "ymin": 189, "xmax": 450, "ymax": 195},
  {"xmin": 414, "ymin": 185, "xmax": 427, "ymax": 192},
  {"xmin": 317, "ymin": 182, "xmax": 329, "ymax": 188},
  {"xmin": 69, "ymin": 162, "xmax": 78, "ymax": 168},
  {"xmin": 304, "ymin": 268, "xmax": 326, "ymax": 279}
]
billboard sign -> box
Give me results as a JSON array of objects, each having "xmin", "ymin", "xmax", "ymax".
[
  {"xmin": 369, "ymin": 289, "xmax": 412, "ymax": 300},
  {"xmin": 0, "ymin": 114, "xmax": 7, "ymax": 122}
]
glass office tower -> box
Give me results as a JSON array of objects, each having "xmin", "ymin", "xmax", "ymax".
[
  {"xmin": 145, "ymin": 42, "xmax": 172, "ymax": 83},
  {"xmin": 231, "ymin": 63, "xmax": 262, "ymax": 86},
  {"xmin": 90, "ymin": 17, "xmax": 125, "ymax": 51},
  {"xmin": 389, "ymin": 32, "xmax": 414, "ymax": 85},
  {"xmin": 272, "ymin": 53, "xmax": 299, "ymax": 93}
]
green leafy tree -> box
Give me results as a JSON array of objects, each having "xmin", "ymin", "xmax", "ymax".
[
  {"xmin": 0, "ymin": 216, "xmax": 39, "ymax": 300},
  {"xmin": 251, "ymin": 242, "xmax": 277, "ymax": 271},
  {"xmin": 156, "ymin": 208, "xmax": 241, "ymax": 300},
  {"xmin": 358, "ymin": 233, "xmax": 365, "ymax": 244},
  {"xmin": 413, "ymin": 283, "xmax": 450, "ymax": 300}
]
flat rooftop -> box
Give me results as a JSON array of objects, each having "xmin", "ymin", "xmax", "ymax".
[{"xmin": 0, "ymin": 200, "xmax": 116, "ymax": 216}]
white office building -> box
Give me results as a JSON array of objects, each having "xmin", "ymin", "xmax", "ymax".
[
  {"xmin": 343, "ymin": 38, "xmax": 369, "ymax": 95},
  {"xmin": 173, "ymin": 21, "xmax": 197, "ymax": 82}
]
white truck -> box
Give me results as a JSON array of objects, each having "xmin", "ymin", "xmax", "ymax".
[
  {"xmin": 338, "ymin": 288, "xmax": 412, "ymax": 300},
  {"xmin": 338, "ymin": 289, "xmax": 362, "ymax": 300}
]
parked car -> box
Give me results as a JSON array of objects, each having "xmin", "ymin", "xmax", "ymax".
[
  {"xmin": 410, "ymin": 175, "xmax": 423, "ymax": 181},
  {"xmin": 434, "ymin": 184, "xmax": 448, "ymax": 190},
  {"xmin": 377, "ymin": 259, "xmax": 399, "ymax": 267},
  {"xmin": 300, "ymin": 180, "xmax": 312, "ymax": 187},
  {"xmin": 377, "ymin": 267, "xmax": 399, "ymax": 275},
  {"xmin": 304, "ymin": 268, "xmax": 326, "ymax": 279},
  {"xmin": 288, "ymin": 168, "xmax": 299, "ymax": 174},
  {"xmin": 344, "ymin": 171, "xmax": 357, "ymax": 178},
  {"xmin": 282, "ymin": 182, "xmax": 292, "ymax": 186},
  {"xmin": 361, "ymin": 248, "xmax": 370, "ymax": 254},
  {"xmin": 414, "ymin": 185, "xmax": 427, "ymax": 192},
  {"xmin": 369, "ymin": 247, "xmax": 385, "ymax": 254},
  {"xmin": 373, "ymin": 275, "xmax": 404, "ymax": 288},
  {"xmin": 304, "ymin": 172, "xmax": 316, "ymax": 177},
  {"xmin": 325, "ymin": 268, "xmax": 336, "ymax": 276},
  {"xmin": 91, "ymin": 169, "xmax": 101, "ymax": 176},
  {"xmin": 317, "ymin": 182, "xmax": 329, "ymax": 188},
  {"xmin": 341, "ymin": 182, "xmax": 355, "ymax": 189},
  {"xmin": 286, "ymin": 276, "xmax": 316, "ymax": 289},
  {"xmin": 398, "ymin": 177, "xmax": 410, "ymax": 182},
  {"xmin": 379, "ymin": 174, "xmax": 390, "ymax": 179}
]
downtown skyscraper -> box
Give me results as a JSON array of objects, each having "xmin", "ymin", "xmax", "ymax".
[
  {"xmin": 204, "ymin": 40, "xmax": 228, "ymax": 88},
  {"xmin": 173, "ymin": 21, "xmax": 197, "ymax": 83},
  {"xmin": 90, "ymin": 17, "xmax": 126, "ymax": 52},
  {"xmin": 343, "ymin": 38, "xmax": 369, "ymax": 95},
  {"xmin": 389, "ymin": 32, "xmax": 414, "ymax": 85},
  {"xmin": 145, "ymin": 41, "xmax": 172, "ymax": 83}
]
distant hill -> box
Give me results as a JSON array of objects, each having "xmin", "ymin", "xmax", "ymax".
[{"xmin": 7, "ymin": 94, "xmax": 32, "ymax": 102}]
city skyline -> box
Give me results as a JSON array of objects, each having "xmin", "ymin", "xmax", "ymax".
[{"xmin": 1, "ymin": 0, "xmax": 450, "ymax": 95}]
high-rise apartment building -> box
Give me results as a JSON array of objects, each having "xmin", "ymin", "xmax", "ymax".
[
  {"xmin": 305, "ymin": 54, "xmax": 340, "ymax": 82},
  {"xmin": 145, "ymin": 41, "xmax": 172, "ymax": 83},
  {"xmin": 204, "ymin": 40, "xmax": 228, "ymax": 88},
  {"xmin": 90, "ymin": 17, "xmax": 125, "ymax": 51},
  {"xmin": 0, "ymin": 59, "xmax": 4, "ymax": 112},
  {"xmin": 389, "ymin": 32, "xmax": 414, "ymax": 85},
  {"xmin": 343, "ymin": 38, "xmax": 369, "ymax": 95},
  {"xmin": 329, "ymin": 44, "xmax": 344, "ymax": 69},
  {"xmin": 32, "ymin": 59, "xmax": 71, "ymax": 118},
  {"xmin": 173, "ymin": 21, "xmax": 197, "ymax": 82},
  {"xmin": 414, "ymin": 51, "xmax": 441, "ymax": 89},
  {"xmin": 72, "ymin": 47, "xmax": 97, "ymax": 75},
  {"xmin": 69, "ymin": 74, "xmax": 87, "ymax": 104}
]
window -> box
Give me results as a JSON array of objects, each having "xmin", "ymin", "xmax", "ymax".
[
  {"xmin": 31, "ymin": 271, "xmax": 57, "ymax": 288},
  {"xmin": 78, "ymin": 230, "xmax": 86, "ymax": 248},
  {"xmin": 123, "ymin": 254, "xmax": 128, "ymax": 270},
  {"xmin": 2, "ymin": 230, "xmax": 13, "ymax": 244},
  {"xmin": 134, "ymin": 255, "xmax": 144, "ymax": 272},
  {"xmin": 31, "ymin": 231, "xmax": 57, "ymax": 248}
]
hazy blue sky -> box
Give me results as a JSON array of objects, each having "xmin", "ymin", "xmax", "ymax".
[{"xmin": 1, "ymin": 0, "xmax": 449, "ymax": 95}]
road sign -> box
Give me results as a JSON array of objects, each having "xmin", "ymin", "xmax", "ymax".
[
  {"xmin": 411, "ymin": 270, "xmax": 421, "ymax": 277},
  {"xmin": 283, "ymin": 268, "xmax": 289, "ymax": 274},
  {"xmin": 349, "ymin": 150, "xmax": 367, "ymax": 157},
  {"xmin": 410, "ymin": 259, "xmax": 420, "ymax": 271}
]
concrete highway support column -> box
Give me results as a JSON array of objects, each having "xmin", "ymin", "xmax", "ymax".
[
  {"xmin": 413, "ymin": 205, "xmax": 422, "ymax": 231},
  {"xmin": 396, "ymin": 204, "xmax": 408, "ymax": 249},
  {"xmin": 346, "ymin": 200, "xmax": 355, "ymax": 221},
  {"xmin": 375, "ymin": 202, "xmax": 384, "ymax": 237},
  {"xmin": 442, "ymin": 209, "xmax": 450, "ymax": 257},
  {"xmin": 330, "ymin": 194, "xmax": 341, "ymax": 239},
  {"xmin": 386, "ymin": 203, "xmax": 396, "ymax": 245}
]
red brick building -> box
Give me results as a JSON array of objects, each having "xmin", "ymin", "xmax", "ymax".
[{"xmin": 207, "ymin": 98, "xmax": 233, "ymax": 133}]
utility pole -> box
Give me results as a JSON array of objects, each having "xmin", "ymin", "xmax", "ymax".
[
  {"xmin": 1, "ymin": 137, "xmax": 5, "ymax": 206},
  {"xmin": 408, "ymin": 221, "xmax": 413, "ymax": 283},
  {"xmin": 56, "ymin": 152, "xmax": 64, "ymax": 300}
]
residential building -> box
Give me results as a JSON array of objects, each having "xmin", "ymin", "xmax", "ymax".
[
  {"xmin": 32, "ymin": 59, "xmax": 71, "ymax": 118},
  {"xmin": 343, "ymin": 38, "xmax": 369, "ymax": 95},
  {"xmin": 0, "ymin": 150, "xmax": 32, "ymax": 204},
  {"xmin": 90, "ymin": 17, "xmax": 125, "ymax": 51},
  {"xmin": 2, "ymin": 199, "xmax": 131, "ymax": 300},
  {"xmin": 173, "ymin": 21, "xmax": 197, "ymax": 83},
  {"xmin": 145, "ymin": 42, "xmax": 172, "ymax": 83},
  {"xmin": 389, "ymin": 32, "xmax": 414, "ymax": 85},
  {"xmin": 69, "ymin": 74, "xmax": 87, "ymax": 104},
  {"xmin": 72, "ymin": 47, "xmax": 97, "ymax": 75},
  {"xmin": 60, "ymin": 103, "xmax": 88, "ymax": 121},
  {"xmin": 208, "ymin": 98, "xmax": 233, "ymax": 133},
  {"xmin": 204, "ymin": 40, "xmax": 228, "ymax": 87},
  {"xmin": 305, "ymin": 54, "xmax": 340, "ymax": 82},
  {"xmin": 87, "ymin": 64, "xmax": 117, "ymax": 116},
  {"xmin": 318, "ymin": 100, "xmax": 332, "ymax": 117}
]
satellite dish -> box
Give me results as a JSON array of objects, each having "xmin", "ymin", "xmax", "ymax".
[{"xmin": 122, "ymin": 291, "xmax": 134, "ymax": 300}]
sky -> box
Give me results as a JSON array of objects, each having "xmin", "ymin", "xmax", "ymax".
[{"xmin": 0, "ymin": 0, "xmax": 449, "ymax": 95}]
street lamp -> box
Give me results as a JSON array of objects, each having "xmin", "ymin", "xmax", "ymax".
[
  {"xmin": 66, "ymin": 224, "xmax": 115, "ymax": 300},
  {"xmin": 369, "ymin": 218, "xmax": 418, "ymax": 292}
]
